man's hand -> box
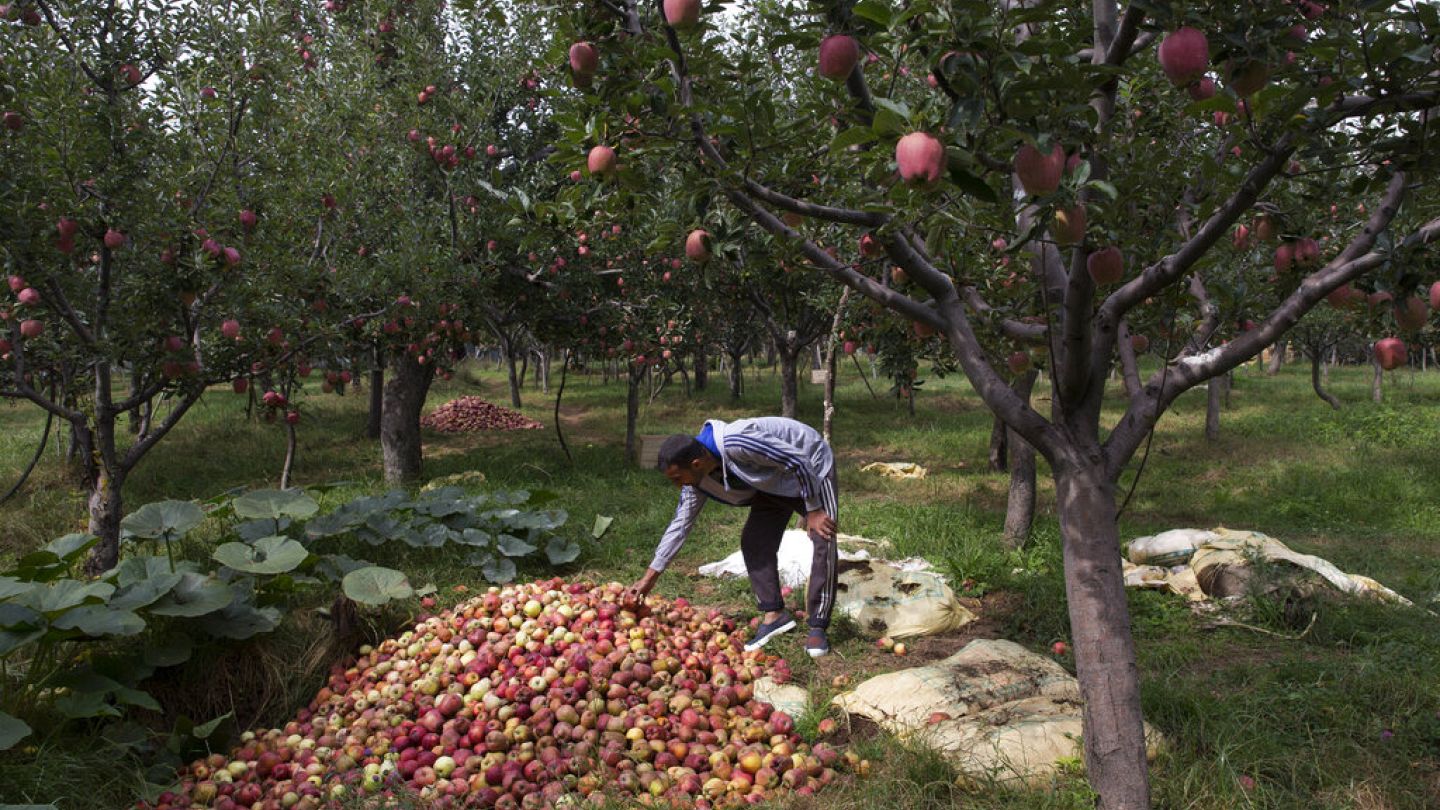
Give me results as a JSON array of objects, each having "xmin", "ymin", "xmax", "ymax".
[
  {"xmin": 805, "ymin": 510, "xmax": 836, "ymax": 542},
  {"xmin": 623, "ymin": 568, "xmax": 661, "ymax": 609}
]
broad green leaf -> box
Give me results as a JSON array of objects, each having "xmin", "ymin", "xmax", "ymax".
[
  {"xmin": 43, "ymin": 533, "xmax": 98, "ymax": 563},
  {"xmin": 113, "ymin": 686, "xmax": 162, "ymax": 712},
  {"xmin": 192, "ymin": 711, "xmax": 233, "ymax": 739},
  {"xmin": 143, "ymin": 633, "xmax": 193, "ymax": 667},
  {"xmin": 0, "ymin": 711, "xmax": 32, "ymax": 751},
  {"xmin": 342, "ymin": 567, "xmax": 415, "ymax": 605},
  {"xmin": 0, "ymin": 603, "xmax": 44, "ymax": 630},
  {"xmin": 545, "ymin": 537, "xmax": 582, "ymax": 566},
  {"xmin": 0, "ymin": 577, "xmax": 32, "ymax": 600},
  {"xmin": 213, "ymin": 536, "xmax": 309, "ymax": 575},
  {"xmin": 480, "ymin": 555, "xmax": 516, "ymax": 584},
  {"xmin": 55, "ymin": 691, "xmax": 121, "ymax": 719},
  {"xmin": 231, "ymin": 489, "xmax": 319, "ymax": 522},
  {"xmin": 109, "ymin": 556, "xmax": 192, "ymax": 587},
  {"xmin": 830, "ymin": 127, "xmax": 877, "ymax": 154},
  {"xmin": 497, "ymin": 534, "xmax": 537, "ymax": 557},
  {"xmin": 10, "ymin": 551, "xmax": 65, "ymax": 582},
  {"xmin": 235, "ymin": 517, "xmax": 290, "ymax": 542},
  {"xmin": 851, "ymin": 0, "xmax": 892, "ymax": 27},
  {"xmin": 147, "ymin": 573, "xmax": 234, "ymax": 617},
  {"xmin": 947, "ymin": 167, "xmax": 999, "ymax": 204},
  {"xmin": 51, "ymin": 605, "xmax": 146, "ymax": 637},
  {"xmin": 197, "ymin": 602, "xmax": 281, "ymax": 640},
  {"xmin": 0, "ymin": 626, "xmax": 47, "ymax": 656},
  {"xmin": 314, "ymin": 554, "xmax": 372, "ymax": 583},
  {"xmin": 591, "ymin": 515, "xmax": 614, "ymax": 539},
  {"xmin": 109, "ymin": 571, "xmax": 182, "ymax": 611},
  {"xmin": 456, "ymin": 529, "xmax": 491, "ymax": 547},
  {"xmin": 121, "ymin": 500, "xmax": 205, "ymax": 540},
  {"xmin": 13, "ymin": 580, "xmax": 114, "ymax": 614}
]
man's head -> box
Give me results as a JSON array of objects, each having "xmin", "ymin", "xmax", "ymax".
[{"xmin": 657, "ymin": 434, "xmax": 716, "ymax": 487}]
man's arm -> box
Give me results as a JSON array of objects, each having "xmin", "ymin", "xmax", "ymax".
[{"xmin": 625, "ymin": 485, "xmax": 705, "ymax": 604}]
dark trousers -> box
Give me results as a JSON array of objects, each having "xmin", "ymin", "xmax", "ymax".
[{"xmin": 739, "ymin": 478, "xmax": 839, "ymax": 630}]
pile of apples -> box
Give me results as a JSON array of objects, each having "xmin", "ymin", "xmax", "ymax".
[
  {"xmin": 421, "ymin": 397, "xmax": 543, "ymax": 433},
  {"xmin": 147, "ymin": 579, "xmax": 861, "ymax": 810}
]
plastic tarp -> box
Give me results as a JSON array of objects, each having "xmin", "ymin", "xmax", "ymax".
[
  {"xmin": 832, "ymin": 639, "xmax": 1163, "ymax": 786},
  {"xmin": 1121, "ymin": 527, "xmax": 1411, "ymax": 605},
  {"xmin": 861, "ymin": 461, "xmax": 928, "ymax": 480}
]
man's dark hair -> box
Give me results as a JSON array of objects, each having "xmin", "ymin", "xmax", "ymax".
[{"xmin": 657, "ymin": 434, "xmax": 710, "ymax": 470}]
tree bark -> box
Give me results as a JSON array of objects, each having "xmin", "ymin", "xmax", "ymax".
[
  {"xmin": 367, "ymin": 365, "xmax": 384, "ymax": 440},
  {"xmin": 505, "ymin": 342, "xmax": 523, "ymax": 409},
  {"xmin": 625, "ymin": 364, "xmax": 642, "ymax": 463},
  {"xmin": 727, "ymin": 349, "xmax": 744, "ymax": 399},
  {"xmin": 1371, "ymin": 353, "xmax": 1384, "ymax": 404},
  {"xmin": 1266, "ymin": 339, "xmax": 1286, "ymax": 375},
  {"xmin": 1002, "ymin": 370, "xmax": 1038, "ymax": 548},
  {"xmin": 693, "ymin": 345, "xmax": 708, "ymax": 391},
  {"xmin": 280, "ymin": 420, "xmax": 298, "ymax": 489},
  {"xmin": 1312, "ymin": 349, "xmax": 1341, "ymax": 410},
  {"xmin": 778, "ymin": 347, "xmax": 800, "ymax": 419},
  {"xmin": 988, "ymin": 416, "xmax": 1008, "ymax": 472},
  {"xmin": 1054, "ymin": 456, "xmax": 1150, "ymax": 809},
  {"xmin": 1204, "ymin": 377, "xmax": 1223, "ymax": 440},
  {"xmin": 85, "ymin": 466, "xmax": 126, "ymax": 574},
  {"xmin": 381, "ymin": 352, "xmax": 436, "ymax": 484}
]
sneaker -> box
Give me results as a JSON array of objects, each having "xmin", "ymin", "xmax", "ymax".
[
  {"xmin": 805, "ymin": 629, "xmax": 830, "ymax": 658},
  {"xmin": 743, "ymin": 612, "xmax": 796, "ymax": 652}
]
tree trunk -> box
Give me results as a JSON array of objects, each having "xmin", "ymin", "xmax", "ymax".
[
  {"xmin": 778, "ymin": 348, "xmax": 800, "ymax": 419},
  {"xmin": 693, "ymin": 345, "xmax": 708, "ymax": 391},
  {"xmin": 728, "ymin": 349, "xmax": 744, "ymax": 400},
  {"xmin": 1054, "ymin": 457, "xmax": 1150, "ymax": 809},
  {"xmin": 1371, "ymin": 354, "xmax": 1384, "ymax": 404},
  {"xmin": 1312, "ymin": 349, "xmax": 1341, "ymax": 410},
  {"xmin": 84, "ymin": 466, "xmax": 126, "ymax": 575},
  {"xmin": 367, "ymin": 365, "xmax": 384, "ymax": 440},
  {"xmin": 988, "ymin": 416, "xmax": 1008, "ymax": 472},
  {"xmin": 381, "ymin": 352, "xmax": 436, "ymax": 484},
  {"xmin": 506, "ymin": 344, "xmax": 523, "ymax": 409},
  {"xmin": 1205, "ymin": 377, "xmax": 1223, "ymax": 440},
  {"xmin": 129, "ymin": 368, "xmax": 144, "ymax": 434},
  {"xmin": 280, "ymin": 420, "xmax": 298, "ymax": 489},
  {"xmin": 1002, "ymin": 370, "xmax": 1038, "ymax": 548},
  {"xmin": 1266, "ymin": 339, "xmax": 1285, "ymax": 375},
  {"xmin": 625, "ymin": 366, "xmax": 642, "ymax": 463}
]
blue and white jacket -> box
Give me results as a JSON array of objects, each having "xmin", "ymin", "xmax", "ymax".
[{"xmin": 648, "ymin": 417, "xmax": 837, "ymax": 572}]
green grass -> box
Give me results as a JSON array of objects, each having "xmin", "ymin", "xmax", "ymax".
[{"xmin": 3, "ymin": 356, "xmax": 1440, "ymax": 808}]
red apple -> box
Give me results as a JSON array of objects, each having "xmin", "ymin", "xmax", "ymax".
[
  {"xmin": 818, "ymin": 35, "xmax": 860, "ymax": 82},
  {"xmin": 1052, "ymin": 641, "xmax": 1069, "ymax": 656},
  {"xmin": 1007, "ymin": 351, "xmax": 1031, "ymax": 374},
  {"xmin": 1158, "ymin": 27, "xmax": 1209, "ymax": 86},
  {"xmin": 685, "ymin": 229, "xmax": 711, "ymax": 263},
  {"xmin": 1273, "ymin": 242, "xmax": 1295, "ymax": 272},
  {"xmin": 239, "ymin": 209, "xmax": 258, "ymax": 231},
  {"xmin": 859, "ymin": 232, "xmax": 883, "ymax": 257},
  {"xmin": 7, "ymin": 276, "xmax": 23, "ymax": 292},
  {"xmin": 2, "ymin": 111, "xmax": 22, "ymax": 131},
  {"xmin": 587, "ymin": 145, "xmax": 616, "ymax": 176},
  {"xmin": 1430, "ymin": 280, "xmax": 1440, "ymax": 311},
  {"xmin": 1374, "ymin": 337, "xmax": 1406, "ymax": 371},
  {"xmin": 1394, "ymin": 296, "xmax": 1429, "ymax": 333},
  {"xmin": 1325, "ymin": 283, "xmax": 1359, "ymax": 309},
  {"xmin": 103, "ymin": 229, "xmax": 125, "ymax": 249},
  {"xmin": 1013, "ymin": 142, "xmax": 1065, "ymax": 196},
  {"xmin": 1130, "ymin": 334, "xmax": 1150, "ymax": 353},
  {"xmin": 842, "ymin": 340, "xmax": 857, "ymax": 355},
  {"xmin": 221, "ymin": 319, "xmax": 241, "ymax": 340},
  {"xmin": 19, "ymin": 319, "xmax": 43, "ymax": 338},
  {"xmin": 232, "ymin": 378, "xmax": 248, "ymax": 394},
  {"xmin": 1232, "ymin": 224, "xmax": 1250, "ymax": 249},
  {"xmin": 56, "ymin": 217, "xmax": 79, "ymax": 238},
  {"xmin": 223, "ymin": 246, "xmax": 242, "ymax": 266},
  {"xmin": 1187, "ymin": 76, "xmax": 1217, "ymax": 101},
  {"xmin": 895, "ymin": 132, "xmax": 944, "ymax": 185},
  {"xmin": 569, "ymin": 42, "xmax": 599, "ymax": 76},
  {"xmin": 1254, "ymin": 215, "xmax": 1277, "ymax": 241},
  {"xmin": 16, "ymin": 287, "xmax": 40, "ymax": 307},
  {"xmin": 662, "ymin": 0, "xmax": 700, "ymax": 29},
  {"xmin": 200, "ymin": 86, "xmax": 217, "ymax": 99},
  {"xmin": 1086, "ymin": 246, "xmax": 1124, "ymax": 285},
  {"xmin": 120, "ymin": 63, "xmax": 142, "ymax": 85}
]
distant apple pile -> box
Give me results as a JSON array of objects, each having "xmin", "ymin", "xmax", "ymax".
[
  {"xmin": 148, "ymin": 580, "xmax": 863, "ymax": 810},
  {"xmin": 421, "ymin": 397, "xmax": 543, "ymax": 433}
]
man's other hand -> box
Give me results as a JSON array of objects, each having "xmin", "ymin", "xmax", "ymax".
[
  {"xmin": 805, "ymin": 510, "xmax": 836, "ymax": 541},
  {"xmin": 623, "ymin": 568, "xmax": 660, "ymax": 608}
]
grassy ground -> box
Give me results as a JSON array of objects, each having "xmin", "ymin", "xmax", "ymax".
[{"xmin": 2, "ymin": 355, "xmax": 1439, "ymax": 809}]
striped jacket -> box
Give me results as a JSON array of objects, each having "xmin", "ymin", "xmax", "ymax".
[{"xmin": 648, "ymin": 417, "xmax": 836, "ymax": 572}]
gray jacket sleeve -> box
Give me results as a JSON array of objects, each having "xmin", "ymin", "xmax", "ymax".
[
  {"xmin": 649, "ymin": 485, "xmax": 705, "ymax": 571},
  {"xmin": 724, "ymin": 434, "xmax": 827, "ymax": 514}
]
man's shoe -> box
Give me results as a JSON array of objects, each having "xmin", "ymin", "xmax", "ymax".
[
  {"xmin": 743, "ymin": 612, "xmax": 796, "ymax": 652},
  {"xmin": 805, "ymin": 629, "xmax": 830, "ymax": 658}
]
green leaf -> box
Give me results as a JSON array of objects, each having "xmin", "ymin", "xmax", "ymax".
[
  {"xmin": 341, "ymin": 567, "xmax": 415, "ymax": 605},
  {"xmin": 947, "ymin": 167, "xmax": 999, "ymax": 204},
  {"xmin": 147, "ymin": 573, "xmax": 234, "ymax": 617},
  {"xmin": 480, "ymin": 555, "xmax": 516, "ymax": 584},
  {"xmin": 108, "ymin": 556, "xmax": 193, "ymax": 587},
  {"xmin": 231, "ymin": 489, "xmax": 319, "ymax": 522},
  {"xmin": 143, "ymin": 633, "xmax": 193, "ymax": 667},
  {"xmin": 13, "ymin": 580, "xmax": 114, "ymax": 614},
  {"xmin": 55, "ymin": 690, "xmax": 121, "ymax": 719},
  {"xmin": 497, "ymin": 534, "xmax": 538, "ymax": 557},
  {"xmin": 42, "ymin": 533, "xmax": 98, "ymax": 563},
  {"xmin": 456, "ymin": 529, "xmax": 491, "ymax": 547},
  {"xmin": 545, "ymin": 537, "xmax": 581, "ymax": 566},
  {"xmin": 0, "ymin": 711, "xmax": 33, "ymax": 751},
  {"xmin": 213, "ymin": 536, "xmax": 309, "ymax": 575},
  {"xmin": 10, "ymin": 551, "xmax": 65, "ymax": 582},
  {"xmin": 121, "ymin": 500, "xmax": 205, "ymax": 540},
  {"xmin": 314, "ymin": 554, "xmax": 372, "ymax": 582},
  {"xmin": 591, "ymin": 515, "xmax": 614, "ymax": 539},
  {"xmin": 108, "ymin": 570, "xmax": 182, "ymax": 611},
  {"xmin": 871, "ymin": 106, "xmax": 907, "ymax": 137},
  {"xmin": 196, "ymin": 602, "xmax": 281, "ymax": 640},
  {"xmin": 192, "ymin": 711, "xmax": 233, "ymax": 739},
  {"xmin": 829, "ymin": 126, "xmax": 877, "ymax": 154},
  {"xmin": 235, "ymin": 518, "xmax": 290, "ymax": 542},
  {"xmin": 0, "ymin": 576, "xmax": 33, "ymax": 600},
  {"xmin": 851, "ymin": 0, "xmax": 893, "ymax": 27},
  {"xmin": 113, "ymin": 686, "xmax": 162, "ymax": 712},
  {"xmin": 51, "ymin": 605, "xmax": 146, "ymax": 637}
]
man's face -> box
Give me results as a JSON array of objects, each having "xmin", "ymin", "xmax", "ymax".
[{"xmin": 663, "ymin": 462, "xmax": 705, "ymax": 488}]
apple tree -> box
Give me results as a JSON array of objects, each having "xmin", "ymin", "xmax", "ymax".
[{"xmin": 544, "ymin": 0, "xmax": 1440, "ymax": 805}]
